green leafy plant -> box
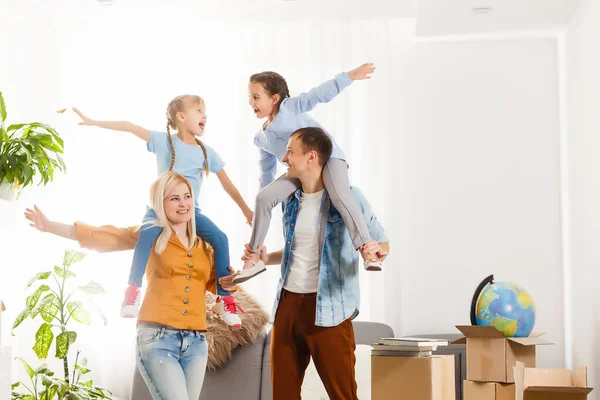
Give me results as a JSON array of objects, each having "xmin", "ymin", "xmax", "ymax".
[
  {"xmin": 11, "ymin": 352, "xmax": 108, "ymax": 400},
  {"xmin": 11, "ymin": 250, "xmax": 112, "ymax": 399},
  {"xmin": 0, "ymin": 91, "xmax": 66, "ymax": 198}
]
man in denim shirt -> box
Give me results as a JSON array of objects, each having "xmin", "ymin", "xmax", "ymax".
[{"xmin": 242, "ymin": 127, "xmax": 390, "ymax": 400}]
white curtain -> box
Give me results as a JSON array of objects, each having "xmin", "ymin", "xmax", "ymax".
[{"xmin": 1, "ymin": 2, "xmax": 413, "ymax": 397}]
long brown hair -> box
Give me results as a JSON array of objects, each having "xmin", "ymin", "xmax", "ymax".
[
  {"xmin": 250, "ymin": 72, "xmax": 290, "ymax": 109},
  {"xmin": 165, "ymin": 95, "xmax": 210, "ymax": 176}
]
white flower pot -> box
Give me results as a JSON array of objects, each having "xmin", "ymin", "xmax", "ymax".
[{"xmin": 0, "ymin": 182, "xmax": 18, "ymax": 202}]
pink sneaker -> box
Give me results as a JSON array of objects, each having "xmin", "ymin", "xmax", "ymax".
[
  {"xmin": 213, "ymin": 295, "xmax": 243, "ymax": 328},
  {"xmin": 120, "ymin": 283, "xmax": 141, "ymax": 318}
]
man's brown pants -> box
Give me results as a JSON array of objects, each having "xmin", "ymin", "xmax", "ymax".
[{"xmin": 270, "ymin": 290, "xmax": 358, "ymax": 400}]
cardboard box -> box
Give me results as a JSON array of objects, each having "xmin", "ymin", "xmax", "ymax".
[
  {"xmin": 514, "ymin": 361, "xmax": 593, "ymax": 400},
  {"xmin": 372, "ymin": 355, "xmax": 455, "ymax": 400},
  {"xmin": 464, "ymin": 380, "xmax": 515, "ymax": 400},
  {"xmin": 454, "ymin": 326, "xmax": 551, "ymax": 383}
]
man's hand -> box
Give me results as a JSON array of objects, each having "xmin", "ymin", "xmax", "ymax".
[{"xmin": 377, "ymin": 242, "xmax": 390, "ymax": 262}]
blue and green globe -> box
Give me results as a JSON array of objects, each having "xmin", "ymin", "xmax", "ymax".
[{"xmin": 475, "ymin": 281, "xmax": 536, "ymax": 337}]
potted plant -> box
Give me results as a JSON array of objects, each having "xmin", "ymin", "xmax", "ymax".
[
  {"xmin": 0, "ymin": 91, "xmax": 66, "ymax": 201},
  {"xmin": 11, "ymin": 250, "xmax": 112, "ymax": 399}
]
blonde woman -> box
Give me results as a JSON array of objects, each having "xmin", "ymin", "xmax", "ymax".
[{"xmin": 25, "ymin": 172, "xmax": 239, "ymax": 400}]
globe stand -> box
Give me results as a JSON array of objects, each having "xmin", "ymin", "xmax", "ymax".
[{"xmin": 470, "ymin": 274, "xmax": 494, "ymax": 325}]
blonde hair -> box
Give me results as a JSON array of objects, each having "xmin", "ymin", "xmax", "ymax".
[
  {"xmin": 165, "ymin": 95, "xmax": 210, "ymax": 176},
  {"xmin": 148, "ymin": 171, "xmax": 197, "ymax": 254}
]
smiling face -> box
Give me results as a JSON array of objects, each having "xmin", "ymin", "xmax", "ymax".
[
  {"xmin": 281, "ymin": 127, "xmax": 334, "ymax": 180},
  {"xmin": 282, "ymin": 135, "xmax": 313, "ymax": 179},
  {"xmin": 167, "ymin": 95, "xmax": 207, "ymax": 137},
  {"xmin": 248, "ymin": 81, "xmax": 278, "ymax": 119},
  {"xmin": 163, "ymin": 181, "xmax": 194, "ymax": 225},
  {"xmin": 148, "ymin": 172, "xmax": 198, "ymax": 254},
  {"xmin": 179, "ymin": 98, "xmax": 207, "ymax": 136},
  {"xmin": 248, "ymin": 72, "xmax": 290, "ymax": 120}
]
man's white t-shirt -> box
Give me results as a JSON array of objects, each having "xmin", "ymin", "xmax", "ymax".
[{"xmin": 283, "ymin": 190, "xmax": 324, "ymax": 293}]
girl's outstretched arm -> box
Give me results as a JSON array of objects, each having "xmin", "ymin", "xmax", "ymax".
[
  {"xmin": 73, "ymin": 107, "xmax": 151, "ymax": 142},
  {"xmin": 284, "ymin": 62, "xmax": 375, "ymax": 114}
]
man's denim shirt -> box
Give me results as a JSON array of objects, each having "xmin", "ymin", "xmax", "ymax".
[{"xmin": 270, "ymin": 187, "xmax": 389, "ymax": 327}]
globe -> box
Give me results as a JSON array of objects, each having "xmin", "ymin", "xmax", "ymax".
[{"xmin": 472, "ymin": 277, "xmax": 536, "ymax": 337}]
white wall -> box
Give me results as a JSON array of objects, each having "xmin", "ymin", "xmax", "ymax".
[
  {"xmin": 388, "ymin": 38, "xmax": 564, "ymax": 369},
  {"xmin": 566, "ymin": 0, "xmax": 600, "ymax": 397}
]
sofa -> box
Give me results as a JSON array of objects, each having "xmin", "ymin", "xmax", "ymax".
[{"xmin": 130, "ymin": 321, "xmax": 394, "ymax": 400}]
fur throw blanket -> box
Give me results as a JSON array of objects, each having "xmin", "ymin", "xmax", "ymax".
[{"xmin": 204, "ymin": 287, "xmax": 270, "ymax": 370}]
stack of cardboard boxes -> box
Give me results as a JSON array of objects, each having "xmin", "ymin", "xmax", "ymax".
[
  {"xmin": 455, "ymin": 325, "xmax": 593, "ymax": 400},
  {"xmin": 370, "ymin": 324, "xmax": 593, "ymax": 399},
  {"xmin": 0, "ymin": 300, "xmax": 11, "ymax": 400},
  {"xmin": 456, "ymin": 325, "xmax": 549, "ymax": 400}
]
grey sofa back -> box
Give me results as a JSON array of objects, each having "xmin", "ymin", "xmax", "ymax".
[
  {"xmin": 352, "ymin": 321, "xmax": 394, "ymax": 345},
  {"xmin": 200, "ymin": 332, "xmax": 268, "ymax": 400}
]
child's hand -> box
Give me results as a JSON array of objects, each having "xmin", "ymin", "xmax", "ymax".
[
  {"xmin": 72, "ymin": 107, "xmax": 96, "ymax": 126},
  {"xmin": 361, "ymin": 240, "xmax": 383, "ymax": 263},
  {"xmin": 361, "ymin": 240, "xmax": 382, "ymax": 257},
  {"xmin": 244, "ymin": 209, "xmax": 254, "ymax": 227},
  {"xmin": 242, "ymin": 244, "xmax": 269, "ymax": 264},
  {"xmin": 24, "ymin": 205, "xmax": 50, "ymax": 232},
  {"xmin": 348, "ymin": 63, "xmax": 376, "ymax": 81}
]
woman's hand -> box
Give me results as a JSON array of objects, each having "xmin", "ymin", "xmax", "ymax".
[
  {"xmin": 218, "ymin": 266, "xmax": 239, "ymax": 292},
  {"xmin": 25, "ymin": 205, "xmax": 51, "ymax": 232}
]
